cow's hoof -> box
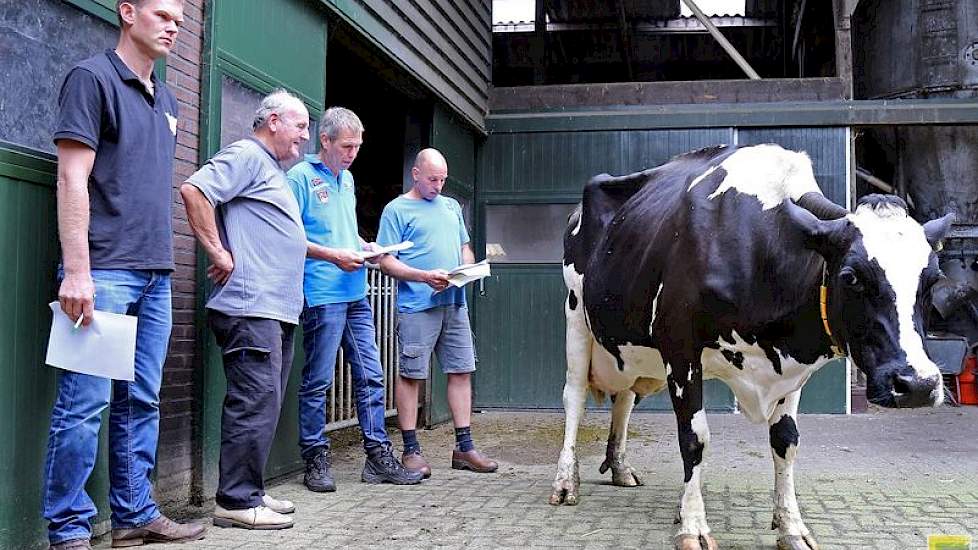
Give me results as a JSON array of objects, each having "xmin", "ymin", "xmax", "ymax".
[
  {"xmin": 548, "ymin": 481, "xmax": 580, "ymax": 506},
  {"xmin": 674, "ymin": 534, "xmax": 718, "ymax": 550},
  {"xmin": 598, "ymin": 457, "xmax": 643, "ymax": 487},
  {"xmin": 777, "ymin": 534, "xmax": 819, "ymax": 550}
]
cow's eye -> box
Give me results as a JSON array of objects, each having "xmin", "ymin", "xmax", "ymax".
[{"xmin": 839, "ymin": 267, "xmax": 862, "ymax": 290}]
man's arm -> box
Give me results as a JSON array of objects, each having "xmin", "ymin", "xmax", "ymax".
[
  {"xmin": 461, "ymin": 243, "xmax": 475, "ymax": 265},
  {"xmin": 378, "ymin": 255, "xmax": 450, "ymax": 292},
  {"xmin": 180, "ymin": 183, "xmax": 234, "ymax": 284},
  {"xmin": 56, "ymin": 140, "xmax": 97, "ymax": 326},
  {"xmin": 306, "ymin": 243, "xmax": 364, "ymax": 272}
]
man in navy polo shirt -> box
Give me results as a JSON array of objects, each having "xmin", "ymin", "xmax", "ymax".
[
  {"xmin": 43, "ymin": 1, "xmax": 205, "ymax": 549},
  {"xmin": 286, "ymin": 107, "xmax": 422, "ymax": 491}
]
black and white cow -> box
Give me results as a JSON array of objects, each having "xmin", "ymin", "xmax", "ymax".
[{"xmin": 549, "ymin": 144, "xmax": 954, "ymax": 550}]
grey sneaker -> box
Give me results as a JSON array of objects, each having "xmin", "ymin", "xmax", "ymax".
[
  {"xmin": 303, "ymin": 447, "xmax": 336, "ymax": 492},
  {"xmin": 362, "ymin": 447, "xmax": 424, "ymax": 485}
]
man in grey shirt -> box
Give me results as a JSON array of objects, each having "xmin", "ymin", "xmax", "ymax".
[{"xmin": 181, "ymin": 89, "xmax": 309, "ymax": 530}]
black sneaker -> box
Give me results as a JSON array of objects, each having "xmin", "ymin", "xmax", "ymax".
[
  {"xmin": 304, "ymin": 447, "xmax": 336, "ymax": 492},
  {"xmin": 361, "ymin": 447, "xmax": 424, "ymax": 485}
]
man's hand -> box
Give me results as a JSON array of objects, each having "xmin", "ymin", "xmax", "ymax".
[
  {"xmin": 59, "ymin": 271, "xmax": 95, "ymax": 327},
  {"xmin": 423, "ymin": 269, "xmax": 451, "ymax": 292},
  {"xmin": 332, "ymin": 249, "xmax": 365, "ymax": 272},
  {"xmin": 207, "ymin": 248, "xmax": 234, "ymax": 285}
]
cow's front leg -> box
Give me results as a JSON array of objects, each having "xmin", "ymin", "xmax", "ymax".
[
  {"xmin": 769, "ymin": 390, "xmax": 819, "ymax": 550},
  {"xmin": 599, "ymin": 389, "xmax": 642, "ymax": 487},
  {"xmin": 668, "ymin": 360, "xmax": 717, "ymax": 550},
  {"xmin": 550, "ymin": 293, "xmax": 592, "ymax": 505}
]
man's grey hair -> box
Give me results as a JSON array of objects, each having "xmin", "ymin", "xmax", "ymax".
[
  {"xmin": 319, "ymin": 107, "xmax": 363, "ymax": 141},
  {"xmin": 253, "ymin": 89, "xmax": 302, "ymax": 131}
]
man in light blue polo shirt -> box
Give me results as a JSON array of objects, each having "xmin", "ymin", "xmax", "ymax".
[
  {"xmin": 286, "ymin": 107, "xmax": 421, "ymax": 491},
  {"xmin": 378, "ymin": 148, "xmax": 498, "ymax": 478}
]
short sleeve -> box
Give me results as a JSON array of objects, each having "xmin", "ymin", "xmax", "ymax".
[
  {"xmin": 186, "ymin": 142, "xmax": 259, "ymax": 206},
  {"xmin": 376, "ymin": 203, "xmax": 402, "ymax": 251},
  {"xmin": 53, "ymin": 68, "xmax": 104, "ymax": 150}
]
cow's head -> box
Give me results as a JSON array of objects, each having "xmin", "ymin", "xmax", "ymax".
[{"xmin": 786, "ymin": 194, "xmax": 954, "ymax": 408}]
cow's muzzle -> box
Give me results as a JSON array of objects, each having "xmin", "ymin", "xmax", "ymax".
[{"xmin": 868, "ymin": 365, "xmax": 943, "ymax": 408}]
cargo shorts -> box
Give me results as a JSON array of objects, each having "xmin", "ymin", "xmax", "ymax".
[{"xmin": 397, "ymin": 305, "xmax": 476, "ymax": 379}]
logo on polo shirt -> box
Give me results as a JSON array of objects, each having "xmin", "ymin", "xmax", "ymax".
[
  {"xmin": 165, "ymin": 112, "xmax": 177, "ymax": 136},
  {"xmin": 310, "ymin": 178, "xmax": 328, "ymax": 204}
]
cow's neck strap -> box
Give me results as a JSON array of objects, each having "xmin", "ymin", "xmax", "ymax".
[{"xmin": 820, "ymin": 265, "xmax": 846, "ymax": 358}]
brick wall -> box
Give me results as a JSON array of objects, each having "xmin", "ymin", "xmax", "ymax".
[{"xmin": 157, "ymin": 0, "xmax": 205, "ymax": 508}]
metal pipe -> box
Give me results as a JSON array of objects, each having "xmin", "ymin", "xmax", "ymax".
[{"xmin": 679, "ymin": 0, "xmax": 761, "ymax": 80}]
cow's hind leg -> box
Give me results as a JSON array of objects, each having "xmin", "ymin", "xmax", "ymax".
[
  {"xmin": 549, "ymin": 290, "xmax": 592, "ymax": 505},
  {"xmin": 668, "ymin": 357, "xmax": 717, "ymax": 550},
  {"xmin": 769, "ymin": 390, "xmax": 819, "ymax": 550},
  {"xmin": 599, "ymin": 389, "xmax": 642, "ymax": 487}
]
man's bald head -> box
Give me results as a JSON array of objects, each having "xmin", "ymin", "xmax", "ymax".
[
  {"xmin": 414, "ymin": 148, "xmax": 448, "ymax": 172},
  {"xmin": 410, "ymin": 148, "xmax": 449, "ymax": 201}
]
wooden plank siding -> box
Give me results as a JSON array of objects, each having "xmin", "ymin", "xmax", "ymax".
[{"xmin": 321, "ymin": 0, "xmax": 491, "ymax": 132}]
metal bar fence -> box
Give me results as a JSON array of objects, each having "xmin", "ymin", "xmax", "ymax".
[{"xmin": 324, "ymin": 265, "xmax": 400, "ymax": 431}]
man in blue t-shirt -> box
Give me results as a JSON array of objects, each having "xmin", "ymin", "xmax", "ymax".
[
  {"xmin": 287, "ymin": 107, "xmax": 421, "ymax": 491},
  {"xmin": 377, "ymin": 148, "xmax": 498, "ymax": 478}
]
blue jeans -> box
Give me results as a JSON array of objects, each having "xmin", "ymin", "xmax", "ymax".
[
  {"xmin": 43, "ymin": 269, "xmax": 171, "ymax": 544},
  {"xmin": 298, "ymin": 298, "xmax": 389, "ymax": 456}
]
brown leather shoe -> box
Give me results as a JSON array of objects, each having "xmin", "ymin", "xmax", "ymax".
[
  {"xmin": 451, "ymin": 449, "xmax": 498, "ymax": 473},
  {"xmin": 50, "ymin": 540, "xmax": 91, "ymax": 550},
  {"xmin": 111, "ymin": 515, "xmax": 206, "ymax": 547},
  {"xmin": 401, "ymin": 450, "xmax": 432, "ymax": 479}
]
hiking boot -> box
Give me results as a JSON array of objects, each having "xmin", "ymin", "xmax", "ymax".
[
  {"xmin": 362, "ymin": 447, "xmax": 424, "ymax": 485},
  {"xmin": 261, "ymin": 493, "xmax": 295, "ymax": 514},
  {"xmin": 452, "ymin": 449, "xmax": 499, "ymax": 473},
  {"xmin": 213, "ymin": 505, "xmax": 293, "ymax": 530},
  {"xmin": 111, "ymin": 514, "xmax": 206, "ymax": 547},
  {"xmin": 303, "ymin": 447, "xmax": 336, "ymax": 492},
  {"xmin": 50, "ymin": 540, "xmax": 91, "ymax": 550},
  {"xmin": 401, "ymin": 449, "xmax": 432, "ymax": 479}
]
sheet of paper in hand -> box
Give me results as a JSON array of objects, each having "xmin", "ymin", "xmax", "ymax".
[
  {"xmin": 446, "ymin": 260, "xmax": 491, "ymax": 288},
  {"xmin": 360, "ymin": 240, "xmax": 414, "ymax": 259},
  {"xmin": 45, "ymin": 302, "xmax": 138, "ymax": 381}
]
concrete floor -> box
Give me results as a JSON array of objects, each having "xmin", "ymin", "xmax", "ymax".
[{"xmin": 102, "ymin": 406, "xmax": 978, "ymax": 549}]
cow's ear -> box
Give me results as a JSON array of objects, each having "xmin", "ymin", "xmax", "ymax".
[
  {"xmin": 923, "ymin": 213, "xmax": 954, "ymax": 250},
  {"xmin": 783, "ymin": 199, "xmax": 850, "ymax": 257}
]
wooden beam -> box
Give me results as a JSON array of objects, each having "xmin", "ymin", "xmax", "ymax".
[
  {"xmin": 833, "ymin": 0, "xmax": 854, "ymax": 99},
  {"xmin": 487, "ymin": 99, "xmax": 978, "ymax": 133}
]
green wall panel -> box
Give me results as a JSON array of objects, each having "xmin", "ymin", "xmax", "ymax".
[
  {"xmin": 0, "ymin": 149, "xmax": 111, "ymax": 549},
  {"xmin": 212, "ymin": 0, "xmax": 326, "ymax": 109},
  {"xmin": 479, "ymin": 128, "xmax": 733, "ymax": 196}
]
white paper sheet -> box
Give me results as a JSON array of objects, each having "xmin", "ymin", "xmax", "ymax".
[
  {"xmin": 445, "ymin": 260, "xmax": 491, "ymax": 288},
  {"xmin": 360, "ymin": 240, "xmax": 414, "ymax": 259},
  {"xmin": 45, "ymin": 302, "xmax": 138, "ymax": 381}
]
